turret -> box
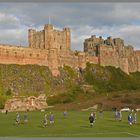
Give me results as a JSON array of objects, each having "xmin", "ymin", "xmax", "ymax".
[
  {"xmin": 63, "ymin": 27, "xmax": 71, "ymax": 50},
  {"xmin": 113, "ymin": 38, "xmax": 124, "ymax": 47},
  {"xmin": 105, "ymin": 36, "xmax": 114, "ymax": 46},
  {"xmin": 28, "ymin": 29, "xmax": 36, "ymax": 48},
  {"xmin": 44, "ymin": 24, "xmax": 53, "ymax": 30},
  {"xmin": 44, "ymin": 24, "xmax": 54, "ymax": 49}
]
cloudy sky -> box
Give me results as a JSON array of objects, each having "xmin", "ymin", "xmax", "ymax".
[{"xmin": 0, "ymin": 3, "xmax": 140, "ymax": 50}]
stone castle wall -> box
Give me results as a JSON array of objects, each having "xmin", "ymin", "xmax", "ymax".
[
  {"xmin": 0, "ymin": 44, "xmax": 48, "ymax": 66},
  {"xmin": 0, "ymin": 24, "xmax": 140, "ymax": 76},
  {"xmin": 84, "ymin": 35, "xmax": 140, "ymax": 74},
  {"xmin": 0, "ymin": 24, "xmax": 80, "ymax": 76}
]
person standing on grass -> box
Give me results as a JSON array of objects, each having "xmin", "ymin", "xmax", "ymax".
[
  {"xmin": 89, "ymin": 112, "xmax": 95, "ymax": 127},
  {"xmin": 49, "ymin": 112, "xmax": 54, "ymax": 126},
  {"xmin": 133, "ymin": 112, "xmax": 136, "ymax": 124},
  {"xmin": 128, "ymin": 113, "xmax": 133, "ymax": 126},
  {"xmin": 15, "ymin": 112, "xmax": 20, "ymax": 125},
  {"xmin": 43, "ymin": 113, "xmax": 47, "ymax": 127},
  {"xmin": 94, "ymin": 112, "xmax": 96, "ymax": 122},
  {"xmin": 119, "ymin": 111, "xmax": 122, "ymax": 121},
  {"xmin": 24, "ymin": 111, "xmax": 28, "ymax": 123},
  {"xmin": 115, "ymin": 110, "xmax": 118, "ymax": 120},
  {"xmin": 5, "ymin": 110, "xmax": 8, "ymax": 115},
  {"xmin": 99, "ymin": 109, "xmax": 103, "ymax": 119},
  {"xmin": 63, "ymin": 110, "xmax": 67, "ymax": 118}
]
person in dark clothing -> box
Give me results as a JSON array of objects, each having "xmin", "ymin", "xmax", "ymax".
[
  {"xmin": 89, "ymin": 113, "xmax": 95, "ymax": 127},
  {"xmin": 5, "ymin": 110, "xmax": 8, "ymax": 115}
]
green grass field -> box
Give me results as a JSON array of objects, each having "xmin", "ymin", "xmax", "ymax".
[{"xmin": 0, "ymin": 110, "xmax": 140, "ymax": 137}]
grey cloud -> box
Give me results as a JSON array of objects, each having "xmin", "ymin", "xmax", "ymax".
[
  {"xmin": 1, "ymin": 3, "xmax": 140, "ymax": 27},
  {"xmin": 0, "ymin": 3, "xmax": 140, "ymax": 50},
  {"xmin": 0, "ymin": 28, "xmax": 28, "ymax": 46}
]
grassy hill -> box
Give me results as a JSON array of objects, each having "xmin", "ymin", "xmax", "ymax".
[{"xmin": 0, "ymin": 63, "xmax": 140, "ymax": 110}]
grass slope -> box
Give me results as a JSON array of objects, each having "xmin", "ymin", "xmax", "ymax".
[{"xmin": 0, "ymin": 63, "xmax": 140, "ymax": 109}]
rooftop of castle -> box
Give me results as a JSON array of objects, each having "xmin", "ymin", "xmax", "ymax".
[
  {"xmin": 29, "ymin": 23, "xmax": 70, "ymax": 33},
  {"xmin": 85, "ymin": 35, "xmax": 124, "ymax": 42}
]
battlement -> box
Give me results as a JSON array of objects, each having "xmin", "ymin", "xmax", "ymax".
[
  {"xmin": 44, "ymin": 24, "xmax": 53, "ymax": 30},
  {"xmin": 63, "ymin": 27, "xmax": 70, "ymax": 32},
  {"xmin": 0, "ymin": 23, "xmax": 140, "ymax": 76}
]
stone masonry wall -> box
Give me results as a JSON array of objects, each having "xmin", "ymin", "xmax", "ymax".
[
  {"xmin": 0, "ymin": 44, "xmax": 48, "ymax": 66},
  {"xmin": 84, "ymin": 35, "xmax": 140, "ymax": 74},
  {"xmin": 0, "ymin": 24, "xmax": 140, "ymax": 76}
]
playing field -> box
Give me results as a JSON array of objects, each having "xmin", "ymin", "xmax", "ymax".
[{"xmin": 0, "ymin": 110, "xmax": 140, "ymax": 137}]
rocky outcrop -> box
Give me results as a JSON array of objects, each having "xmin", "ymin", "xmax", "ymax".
[{"xmin": 4, "ymin": 94, "xmax": 48, "ymax": 112}]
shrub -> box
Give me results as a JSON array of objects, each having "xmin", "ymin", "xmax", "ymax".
[
  {"xmin": 47, "ymin": 85, "xmax": 83, "ymax": 105},
  {"xmin": 5, "ymin": 89, "xmax": 12, "ymax": 96},
  {"xmin": 0, "ymin": 95, "xmax": 7, "ymax": 109}
]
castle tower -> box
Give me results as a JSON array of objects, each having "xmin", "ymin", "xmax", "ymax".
[
  {"xmin": 44, "ymin": 24, "xmax": 54, "ymax": 49},
  {"xmin": 27, "ymin": 23, "xmax": 71, "ymax": 76},
  {"xmin": 48, "ymin": 48, "xmax": 60, "ymax": 76},
  {"xmin": 63, "ymin": 27, "xmax": 71, "ymax": 51},
  {"xmin": 28, "ymin": 29, "xmax": 36, "ymax": 48}
]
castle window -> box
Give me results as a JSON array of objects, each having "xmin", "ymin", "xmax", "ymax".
[
  {"xmin": 60, "ymin": 46, "xmax": 62, "ymax": 50},
  {"xmin": 37, "ymin": 54, "xmax": 39, "ymax": 57},
  {"xmin": 30, "ymin": 53, "xmax": 32, "ymax": 57}
]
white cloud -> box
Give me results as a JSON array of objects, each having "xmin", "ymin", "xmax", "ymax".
[
  {"xmin": 71, "ymin": 24, "xmax": 140, "ymax": 50},
  {"xmin": 0, "ymin": 28, "xmax": 28, "ymax": 46},
  {"xmin": 0, "ymin": 3, "xmax": 140, "ymax": 51}
]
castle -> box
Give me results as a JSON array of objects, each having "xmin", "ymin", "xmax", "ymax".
[{"xmin": 0, "ymin": 23, "xmax": 140, "ymax": 76}]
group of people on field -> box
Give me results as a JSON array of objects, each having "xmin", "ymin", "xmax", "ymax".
[
  {"xmin": 114, "ymin": 109, "xmax": 137, "ymax": 126},
  {"xmin": 15, "ymin": 110, "xmax": 68, "ymax": 127},
  {"xmin": 15, "ymin": 111, "xmax": 28, "ymax": 125},
  {"xmin": 14, "ymin": 109, "xmax": 137, "ymax": 128},
  {"xmin": 43, "ymin": 112, "xmax": 54, "ymax": 127}
]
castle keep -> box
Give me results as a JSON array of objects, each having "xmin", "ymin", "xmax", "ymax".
[{"xmin": 0, "ymin": 23, "xmax": 140, "ymax": 76}]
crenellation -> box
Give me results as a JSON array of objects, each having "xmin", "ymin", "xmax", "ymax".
[
  {"xmin": 84, "ymin": 35, "xmax": 140, "ymax": 74},
  {"xmin": 0, "ymin": 23, "xmax": 140, "ymax": 76}
]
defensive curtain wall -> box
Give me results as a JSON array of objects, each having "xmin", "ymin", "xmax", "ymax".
[
  {"xmin": 0, "ymin": 24, "xmax": 98, "ymax": 76},
  {"xmin": 84, "ymin": 35, "xmax": 140, "ymax": 74},
  {"xmin": 0, "ymin": 24, "xmax": 140, "ymax": 76}
]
